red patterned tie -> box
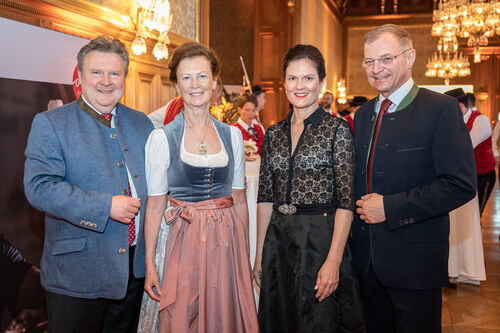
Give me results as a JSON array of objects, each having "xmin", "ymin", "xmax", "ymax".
[
  {"xmin": 127, "ymin": 181, "xmax": 136, "ymax": 246},
  {"xmin": 101, "ymin": 113, "xmax": 112, "ymax": 121},
  {"xmin": 100, "ymin": 113, "xmax": 136, "ymax": 246},
  {"xmin": 367, "ymin": 98, "xmax": 392, "ymax": 194}
]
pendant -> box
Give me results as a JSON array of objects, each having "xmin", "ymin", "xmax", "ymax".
[{"xmin": 199, "ymin": 143, "xmax": 208, "ymax": 155}]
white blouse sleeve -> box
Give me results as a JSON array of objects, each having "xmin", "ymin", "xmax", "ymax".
[
  {"xmin": 230, "ymin": 126, "xmax": 246, "ymax": 189},
  {"xmin": 145, "ymin": 128, "xmax": 170, "ymax": 196},
  {"xmin": 492, "ymin": 121, "xmax": 500, "ymax": 157},
  {"xmin": 470, "ymin": 114, "xmax": 492, "ymax": 149}
]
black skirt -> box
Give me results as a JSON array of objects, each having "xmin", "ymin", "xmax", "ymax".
[{"xmin": 258, "ymin": 211, "xmax": 365, "ymax": 333}]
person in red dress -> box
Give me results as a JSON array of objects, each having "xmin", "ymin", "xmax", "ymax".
[{"xmin": 233, "ymin": 93, "xmax": 265, "ymax": 154}]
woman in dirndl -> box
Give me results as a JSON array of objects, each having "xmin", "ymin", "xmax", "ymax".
[{"xmin": 140, "ymin": 42, "xmax": 259, "ymax": 333}]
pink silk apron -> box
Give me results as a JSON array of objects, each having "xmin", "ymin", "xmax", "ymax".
[{"xmin": 158, "ymin": 196, "xmax": 259, "ymax": 333}]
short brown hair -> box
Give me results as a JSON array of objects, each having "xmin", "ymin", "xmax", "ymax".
[
  {"xmin": 77, "ymin": 36, "xmax": 129, "ymax": 76},
  {"xmin": 282, "ymin": 44, "xmax": 326, "ymax": 81},
  {"xmin": 364, "ymin": 24, "xmax": 413, "ymax": 49},
  {"xmin": 237, "ymin": 93, "xmax": 258, "ymax": 109},
  {"xmin": 168, "ymin": 43, "xmax": 221, "ymax": 83}
]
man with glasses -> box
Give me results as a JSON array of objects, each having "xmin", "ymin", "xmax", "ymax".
[{"xmin": 351, "ymin": 24, "xmax": 476, "ymax": 333}]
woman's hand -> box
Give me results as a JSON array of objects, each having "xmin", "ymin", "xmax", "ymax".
[
  {"xmin": 314, "ymin": 259, "xmax": 340, "ymax": 302},
  {"xmin": 144, "ymin": 265, "xmax": 161, "ymax": 302},
  {"xmin": 253, "ymin": 257, "xmax": 262, "ymax": 287}
]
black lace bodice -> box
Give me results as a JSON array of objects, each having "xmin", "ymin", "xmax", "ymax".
[{"xmin": 257, "ymin": 107, "xmax": 355, "ymax": 210}]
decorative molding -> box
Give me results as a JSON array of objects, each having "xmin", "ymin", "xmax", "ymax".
[
  {"xmin": 461, "ymin": 46, "xmax": 500, "ymax": 56},
  {"xmin": 323, "ymin": 0, "xmax": 344, "ymax": 21},
  {"xmin": 344, "ymin": 12, "xmax": 432, "ymax": 27},
  {"xmin": 196, "ymin": 0, "xmax": 210, "ymax": 46}
]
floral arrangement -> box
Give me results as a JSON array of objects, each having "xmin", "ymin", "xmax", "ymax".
[
  {"xmin": 243, "ymin": 140, "xmax": 257, "ymax": 154},
  {"xmin": 210, "ymin": 97, "xmax": 238, "ymax": 124},
  {"xmin": 210, "ymin": 87, "xmax": 239, "ymax": 124}
]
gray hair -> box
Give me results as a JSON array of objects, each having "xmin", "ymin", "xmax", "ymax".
[
  {"xmin": 77, "ymin": 36, "xmax": 130, "ymax": 76},
  {"xmin": 364, "ymin": 24, "xmax": 413, "ymax": 50}
]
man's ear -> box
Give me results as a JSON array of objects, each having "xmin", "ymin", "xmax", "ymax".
[{"xmin": 407, "ymin": 49, "xmax": 416, "ymax": 68}]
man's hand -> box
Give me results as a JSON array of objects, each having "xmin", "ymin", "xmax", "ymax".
[
  {"xmin": 110, "ymin": 195, "xmax": 141, "ymax": 224},
  {"xmin": 356, "ymin": 193, "xmax": 385, "ymax": 224}
]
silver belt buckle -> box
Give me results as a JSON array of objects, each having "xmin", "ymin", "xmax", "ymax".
[{"xmin": 278, "ymin": 204, "xmax": 296, "ymax": 215}]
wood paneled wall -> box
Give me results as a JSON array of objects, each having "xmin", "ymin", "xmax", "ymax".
[
  {"xmin": 299, "ymin": 0, "xmax": 344, "ymax": 114},
  {"xmin": 252, "ymin": 0, "xmax": 296, "ymax": 127},
  {"xmin": 209, "ymin": 0, "xmax": 255, "ymax": 85},
  {"xmin": 125, "ymin": 58, "xmax": 177, "ymax": 114}
]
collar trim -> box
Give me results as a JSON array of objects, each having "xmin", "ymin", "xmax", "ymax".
[
  {"xmin": 285, "ymin": 106, "xmax": 325, "ymax": 127},
  {"xmin": 77, "ymin": 97, "xmax": 114, "ymax": 127}
]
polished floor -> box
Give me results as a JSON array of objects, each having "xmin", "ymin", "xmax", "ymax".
[{"xmin": 442, "ymin": 183, "xmax": 500, "ymax": 332}]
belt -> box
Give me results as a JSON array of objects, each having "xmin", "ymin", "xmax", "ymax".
[{"xmin": 272, "ymin": 203, "xmax": 336, "ymax": 215}]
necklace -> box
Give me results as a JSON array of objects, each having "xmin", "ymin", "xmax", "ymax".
[{"xmin": 186, "ymin": 115, "xmax": 210, "ymax": 156}]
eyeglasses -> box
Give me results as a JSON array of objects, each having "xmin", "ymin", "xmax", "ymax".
[{"xmin": 361, "ymin": 49, "xmax": 412, "ymax": 69}]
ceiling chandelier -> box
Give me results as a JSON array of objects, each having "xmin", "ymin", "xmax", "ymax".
[
  {"xmin": 131, "ymin": 0, "xmax": 173, "ymax": 60},
  {"xmin": 459, "ymin": 0, "xmax": 500, "ymax": 62},
  {"xmin": 425, "ymin": 51, "xmax": 471, "ymax": 85},
  {"xmin": 432, "ymin": 0, "xmax": 500, "ymax": 63}
]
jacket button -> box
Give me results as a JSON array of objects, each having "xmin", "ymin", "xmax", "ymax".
[
  {"xmin": 361, "ymin": 170, "xmax": 366, "ymax": 175},
  {"xmin": 91, "ymin": 223, "xmax": 97, "ymax": 228},
  {"xmin": 124, "ymin": 148, "xmax": 128, "ymax": 152},
  {"xmin": 85, "ymin": 221, "xmax": 92, "ymax": 226},
  {"xmin": 117, "ymin": 161, "xmax": 124, "ymax": 167},
  {"xmin": 110, "ymin": 133, "xmax": 116, "ymax": 139},
  {"xmin": 80, "ymin": 221, "xmax": 85, "ymax": 225},
  {"xmin": 361, "ymin": 226, "xmax": 366, "ymax": 231},
  {"xmin": 364, "ymin": 144, "xmax": 368, "ymax": 149},
  {"xmin": 399, "ymin": 220, "xmax": 404, "ymax": 226},
  {"xmin": 119, "ymin": 248, "xmax": 126, "ymax": 254},
  {"xmin": 409, "ymin": 218, "xmax": 415, "ymax": 223},
  {"xmin": 122, "ymin": 189, "xmax": 128, "ymax": 195}
]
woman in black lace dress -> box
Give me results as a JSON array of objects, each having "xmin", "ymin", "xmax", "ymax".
[{"xmin": 253, "ymin": 44, "xmax": 365, "ymax": 332}]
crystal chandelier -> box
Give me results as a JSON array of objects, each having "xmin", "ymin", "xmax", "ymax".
[
  {"xmin": 432, "ymin": 0, "xmax": 500, "ymax": 63},
  {"xmin": 458, "ymin": 0, "xmax": 500, "ymax": 62},
  {"xmin": 131, "ymin": 0, "xmax": 173, "ymax": 60},
  {"xmin": 425, "ymin": 51, "xmax": 471, "ymax": 85}
]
